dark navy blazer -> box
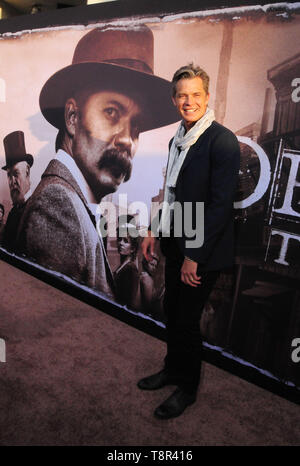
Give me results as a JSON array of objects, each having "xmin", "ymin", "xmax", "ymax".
[{"xmin": 161, "ymin": 121, "xmax": 240, "ymax": 272}]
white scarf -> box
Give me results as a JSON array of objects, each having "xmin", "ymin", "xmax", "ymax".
[{"xmin": 160, "ymin": 107, "xmax": 215, "ymax": 235}]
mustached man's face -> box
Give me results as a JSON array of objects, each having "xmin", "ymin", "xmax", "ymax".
[
  {"xmin": 7, "ymin": 161, "xmax": 30, "ymax": 206},
  {"xmin": 67, "ymin": 90, "xmax": 143, "ymax": 202}
]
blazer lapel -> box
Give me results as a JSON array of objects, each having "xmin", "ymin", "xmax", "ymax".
[
  {"xmin": 178, "ymin": 144, "xmax": 197, "ymax": 176},
  {"xmin": 42, "ymin": 159, "xmax": 100, "ymax": 229},
  {"xmin": 97, "ymin": 222, "xmax": 115, "ymax": 294},
  {"xmin": 43, "ymin": 159, "xmax": 115, "ymax": 292},
  {"xmin": 42, "ymin": 159, "xmax": 87, "ymax": 205},
  {"xmin": 176, "ymin": 124, "xmax": 211, "ymax": 180}
]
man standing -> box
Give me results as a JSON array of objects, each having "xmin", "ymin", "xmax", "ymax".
[
  {"xmin": 1, "ymin": 131, "xmax": 33, "ymax": 251},
  {"xmin": 139, "ymin": 64, "xmax": 240, "ymax": 419},
  {"xmin": 17, "ymin": 26, "xmax": 178, "ymax": 298}
]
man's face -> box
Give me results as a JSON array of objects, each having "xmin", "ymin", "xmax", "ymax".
[
  {"xmin": 71, "ymin": 90, "xmax": 143, "ymax": 202},
  {"xmin": 7, "ymin": 161, "xmax": 30, "ymax": 206},
  {"xmin": 172, "ymin": 77, "xmax": 210, "ymax": 131}
]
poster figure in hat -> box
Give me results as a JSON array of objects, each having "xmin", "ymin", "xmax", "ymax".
[
  {"xmin": 17, "ymin": 26, "xmax": 178, "ymax": 297},
  {"xmin": 114, "ymin": 214, "xmax": 140, "ymax": 310},
  {"xmin": 1, "ymin": 131, "xmax": 33, "ymax": 251}
]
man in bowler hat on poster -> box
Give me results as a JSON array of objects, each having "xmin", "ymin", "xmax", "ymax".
[
  {"xmin": 1, "ymin": 131, "xmax": 33, "ymax": 251},
  {"xmin": 17, "ymin": 26, "xmax": 178, "ymax": 297}
]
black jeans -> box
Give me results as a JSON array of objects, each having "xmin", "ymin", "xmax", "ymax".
[{"xmin": 161, "ymin": 238, "xmax": 219, "ymax": 395}]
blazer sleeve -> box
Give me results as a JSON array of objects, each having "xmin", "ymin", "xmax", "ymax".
[{"xmin": 184, "ymin": 130, "xmax": 240, "ymax": 264}]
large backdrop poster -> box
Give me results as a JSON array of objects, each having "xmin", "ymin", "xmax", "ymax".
[{"xmin": 0, "ymin": 1, "xmax": 299, "ymax": 396}]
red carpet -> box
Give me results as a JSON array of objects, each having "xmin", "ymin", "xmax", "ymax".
[{"xmin": 0, "ymin": 260, "xmax": 299, "ymax": 446}]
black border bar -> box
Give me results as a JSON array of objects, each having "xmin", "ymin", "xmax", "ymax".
[{"xmin": 0, "ymin": 1, "xmax": 299, "ymax": 34}]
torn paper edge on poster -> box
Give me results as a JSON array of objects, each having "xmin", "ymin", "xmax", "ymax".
[{"xmin": 1, "ymin": 2, "xmax": 300, "ymax": 39}]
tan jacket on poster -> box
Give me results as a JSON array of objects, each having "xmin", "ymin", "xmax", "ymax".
[{"xmin": 17, "ymin": 159, "xmax": 115, "ymax": 299}]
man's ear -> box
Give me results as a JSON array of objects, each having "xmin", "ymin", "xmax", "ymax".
[{"xmin": 64, "ymin": 98, "xmax": 79, "ymax": 137}]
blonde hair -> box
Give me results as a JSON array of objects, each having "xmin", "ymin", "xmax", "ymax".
[{"xmin": 172, "ymin": 63, "xmax": 209, "ymax": 96}]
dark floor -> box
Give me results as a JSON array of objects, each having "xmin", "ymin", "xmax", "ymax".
[{"xmin": 0, "ymin": 260, "xmax": 299, "ymax": 446}]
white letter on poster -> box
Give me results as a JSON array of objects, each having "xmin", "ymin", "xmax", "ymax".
[
  {"xmin": 234, "ymin": 136, "xmax": 271, "ymax": 209},
  {"xmin": 96, "ymin": 201, "xmax": 117, "ymax": 238},
  {"xmin": 271, "ymin": 229, "xmax": 300, "ymax": 266},
  {"xmin": 274, "ymin": 152, "xmax": 300, "ymax": 218}
]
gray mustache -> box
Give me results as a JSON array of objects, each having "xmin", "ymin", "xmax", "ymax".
[{"xmin": 97, "ymin": 148, "xmax": 132, "ymax": 182}]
